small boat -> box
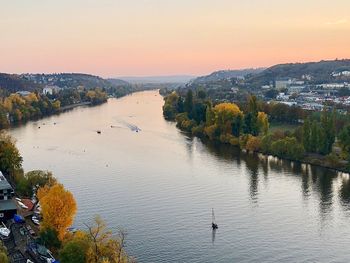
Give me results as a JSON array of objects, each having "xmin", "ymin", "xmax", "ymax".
[{"xmin": 212, "ymin": 208, "xmax": 218, "ymax": 230}]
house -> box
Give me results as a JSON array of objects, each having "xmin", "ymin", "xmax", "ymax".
[
  {"xmin": 43, "ymin": 85, "xmax": 61, "ymax": 95},
  {"xmin": 0, "ymin": 172, "xmax": 16, "ymax": 221}
]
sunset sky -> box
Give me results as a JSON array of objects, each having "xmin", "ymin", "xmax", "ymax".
[{"xmin": 1, "ymin": 0, "xmax": 350, "ymax": 77}]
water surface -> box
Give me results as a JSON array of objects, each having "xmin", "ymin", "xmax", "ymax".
[{"xmin": 9, "ymin": 90, "xmax": 350, "ymax": 263}]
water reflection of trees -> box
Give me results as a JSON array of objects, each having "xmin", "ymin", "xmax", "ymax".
[{"xmin": 200, "ymin": 138, "xmax": 350, "ymax": 214}]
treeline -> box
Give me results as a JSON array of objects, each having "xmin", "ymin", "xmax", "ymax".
[
  {"xmin": 0, "ymin": 131, "xmax": 134, "ymax": 263},
  {"xmin": 0, "ymin": 87, "xmax": 108, "ymax": 129},
  {"xmin": 163, "ymin": 90, "xmax": 350, "ymax": 171}
]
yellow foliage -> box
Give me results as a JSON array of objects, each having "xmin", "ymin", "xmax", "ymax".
[
  {"xmin": 204, "ymin": 124, "xmax": 218, "ymax": 140},
  {"xmin": 37, "ymin": 184, "xmax": 77, "ymax": 241},
  {"xmin": 257, "ymin": 112, "xmax": 269, "ymax": 135},
  {"xmin": 245, "ymin": 135, "xmax": 261, "ymax": 152},
  {"xmin": 24, "ymin": 93, "xmax": 39, "ymax": 103},
  {"xmin": 213, "ymin": 103, "xmax": 243, "ymax": 134}
]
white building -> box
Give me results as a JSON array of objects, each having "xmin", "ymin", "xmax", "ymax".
[
  {"xmin": 275, "ymin": 78, "xmax": 292, "ymax": 90},
  {"xmin": 43, "ymin": 85, "xmax": 61, "ymax": 95}
]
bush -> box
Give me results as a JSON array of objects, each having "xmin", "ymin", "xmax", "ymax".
[
  {"xmin": 245, "ymin": 136, "xmax": 261, "ymax": 152},
  {"xmin": 191, "ymin": 124, "xmax": 204, "ymax": 136},
  {"xmin": 204, "ymin": 124, "xmax": 220, "ymax": 140},
  {"xmin": 270, "ymin": 137, "xmax": 305, "ymax": 160}
]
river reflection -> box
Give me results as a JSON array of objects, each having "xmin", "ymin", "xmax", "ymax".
[
  {"xmin": 201, "ymin": 138, "xmax": 349, "ymax": 216},
  {"xmin": 9, "ymin": 90, "xmax": 350, "ymax": 263}
]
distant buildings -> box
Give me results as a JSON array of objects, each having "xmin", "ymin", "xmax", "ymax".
[{"xmin": 275, "ymin": 78, "xmax": 292, "ymax": 90}]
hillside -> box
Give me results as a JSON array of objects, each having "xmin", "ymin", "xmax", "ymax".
[
  {"xmin": 21, "ymin": 73, "xmax": 127, "ymax": 89},
  {"xmin": 247, "ymin": 59, "xmax": 350, "ymax": 87},
  {"xmin": 0, "ymin": 73, "xmax": 40, "ymax": 93},
  {"xmin": 191, "ymin": 68, "xmax": 264, "ymax": 84},
  {"xmin": 0, "ymin": 73, "xmax": 131, "ymax": 95}
]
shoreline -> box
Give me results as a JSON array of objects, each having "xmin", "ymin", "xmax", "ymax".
[{"xmin": 176, "ymin": 124, "xmax": 350, "ymax": 175}]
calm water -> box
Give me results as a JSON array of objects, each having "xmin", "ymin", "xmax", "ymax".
[{"xmin": 9, "ymin": 90, "xmax": 350, "ymax": 263}]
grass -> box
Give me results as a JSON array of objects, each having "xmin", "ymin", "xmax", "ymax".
[{"xmin": 269, "ymin": 122, "xmax": 301, "ymax": 133}]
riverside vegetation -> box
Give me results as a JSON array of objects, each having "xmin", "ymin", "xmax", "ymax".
[
  {"xmin": 0, "ymin": 131, "xmax": 134, "ymax": 263},
  {"xmin": 0, "ymin": 87, "xmax": 108, "ymax": 129},
  {"xmin": 163, "ymin": 90, "xmax": 350, "ymax": 172}
]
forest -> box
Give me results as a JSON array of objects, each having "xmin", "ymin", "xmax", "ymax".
[{"xmin": 163, "ymin": 90, "xmax": 350, "ymax": 172}]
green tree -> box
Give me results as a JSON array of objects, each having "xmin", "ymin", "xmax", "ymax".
[
  {"xmin": 339, "ymin": 124, "xmax": 350, "ymax": 152},
  {"xmin": 60, "ymin": 233, "xmax": 89, "ymax": 263},
  {"xmin": 310, "ymin": 120, "xmax": 319, "ymax": 153},
  {"xmin": 184, "ymin": 90, "xmax": 193, "ymax": 118},
  {"xmin": 39, "ymin": 228, "xmax": 61, "ymax": 251},
  {"xmin": 303, "ymin": 118, "xmax": 311, "ymax": 152},
  {"xmin": 0, "ymin": 132, "xmax": 23, "ymax": 176}
]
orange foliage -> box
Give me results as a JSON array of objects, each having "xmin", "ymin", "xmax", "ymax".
[{"xmin": 37, "ymin": 184, "xmax": 77, "ymax": 241}]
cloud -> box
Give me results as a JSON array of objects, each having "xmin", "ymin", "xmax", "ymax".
[{"xmin": 325, "ymin": 18, "xmax": 348, "ymax": 26}]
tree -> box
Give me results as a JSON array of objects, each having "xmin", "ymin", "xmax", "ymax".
[
  {"xmin": 339, "ymin": 124, "xmax": 350, "ymax": 153},
  {"xmin": 37, "ymin": 184, "xmax": 77, "ymax": 241},
  {"xmin": 0, "ymin": 132, "xmax": 23, "ymax": 176},
  {"xmin": 0, "ymin": 241, "xmax": 8, "ymax": 263},
  {"xmin": 310, "ymin": 120, "xmax": 319, "ymax": 152},
  {"xmin": 60, "ymin": 231, "xmax": 90, "ymax": 263},
  {"xmin": 303, "ymin": 118, "xmax": 311, "ymax": 152},
  {"xmin": 39, "ymin": 228, "xmax": 61, "ymax": 251},
  {"xmin": 85, "ymin": 216, "xmax": 130, "ymax": 263},
  {"xmin": 257, "ymin": 112, "xmax": 269, "ymax": 135},
  {"xmin": 184, "ymin": 90, "xmax": 193, "ymax": 117},
  {"xmin": 245, "ymin": 136, "xmax": 261, "ymax": 152},
  {"xmin": 214, "ymin": 103, "xmax": 243, "ymax": 135},
  {"xmin": 16, "ymin": 170, "xmax": 57, "ymax": 197},
  {"xmin": 231, "ymin": 115, "xmax": 242, "ymax": 137}
]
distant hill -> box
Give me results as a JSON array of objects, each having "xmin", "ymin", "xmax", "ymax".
[
  {"xmin": 191, "ymin": 68, "xmax": 265, "ymax": 84},
  {"xmin": 107, "ymin": 78, "xmax": 131, "ymax": 87},
  {"xmin": 0, "ymin": 73, "xmax": 131, "ymax": 95},
  {"xmin": 21, "ymin": 73, "xmax": 129, "ymax": 89},
  {"xmin": 247, "ymin": 59, "xmax": 350, "ymax": 87},
  {"xmin": 0, "ymin": 73, "xmax": 40, "ymax": 93},
  {"xmin": 118, "ymin": 75, "xmax": 195, "ymax": 84}
]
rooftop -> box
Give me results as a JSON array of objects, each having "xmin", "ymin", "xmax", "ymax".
[
  {"xmin": 0, "ymin": 199, "xmax": 17, "ymax": 211},
  {"xmin": 0, "ymin": 172, "xmax": 13, "ymax": 191}
]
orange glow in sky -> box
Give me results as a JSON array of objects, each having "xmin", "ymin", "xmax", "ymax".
[{"xmin": 1, "ymin": 0, "xmax": 350, "ymax": 77}]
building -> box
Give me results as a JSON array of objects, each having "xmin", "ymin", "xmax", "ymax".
[
  {"xmin": 0, "ymin": 172, "xmax": 17, "ymax": 221},
  {"xmin": 275, "ymin": 78, "xmax": 292, "ymax": 90},
  {"xmin": 43, "ymin": 85, "xmax": 61, "ymax": 95}
]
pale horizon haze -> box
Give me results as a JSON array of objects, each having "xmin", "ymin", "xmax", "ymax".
[{"xmin": 1, "ymin": 0, "xmax": 350, "ymax": 77}]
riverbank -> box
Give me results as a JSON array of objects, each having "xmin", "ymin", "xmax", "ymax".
[
  {"xmin": 59, "ymin": 101, "xmax": 92, "ymax": 111},
  {"xmin": 9, "ymin": 89, "xmax": 350, "ymax": 262},
  {"xmin": 162, "ymin": 90, "xmax": 350, "ymax": 174}
]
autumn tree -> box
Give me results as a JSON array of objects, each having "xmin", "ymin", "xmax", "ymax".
[
  {"xmin": 0, "ymin": 241, "xmax": 8, "ymax": 263},
  {"xmin": 213, "ymin": 103, "xmax": 243, "ymax": 135},
  {"xmin": 257, "ymin": 112, "xmax": 269, "ymax": 135},
  {"xmin": 38, "ymin": 183, "xmax": 77, "ymax": 241},
  {"xmin": 85, "ymin": 216, "xmax": 130, "ymax": 263}
]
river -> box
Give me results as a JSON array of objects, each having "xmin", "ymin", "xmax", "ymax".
[{"xmin": 9, "ymin": 90, "xmax": 350, "ymax": 263}]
